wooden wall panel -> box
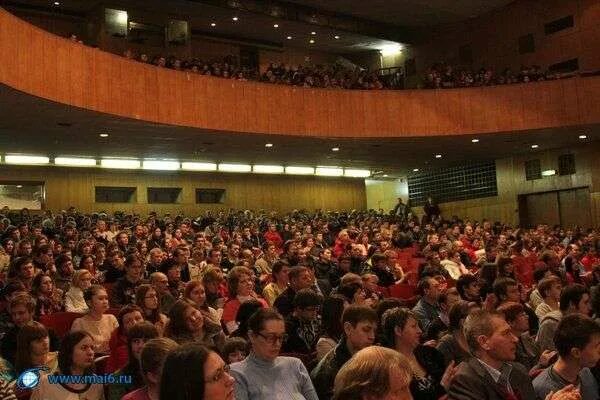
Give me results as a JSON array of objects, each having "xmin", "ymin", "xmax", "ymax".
[
  {"xmin": 1, "ymin": 8, "xmax": 598, "ymax": 139},
  {"xmin": 0, "ymin": 166, "xmax": 366, "ymax": 214}
]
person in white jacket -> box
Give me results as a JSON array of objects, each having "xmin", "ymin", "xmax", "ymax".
[{"xmin": 64, "ymin": 269, "xmax": 93, "ymax": 313}]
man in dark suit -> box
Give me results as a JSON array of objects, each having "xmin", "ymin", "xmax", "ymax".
[{"xmin": 448, "ymin": 309, "xmax": 580, "ymax": 400}]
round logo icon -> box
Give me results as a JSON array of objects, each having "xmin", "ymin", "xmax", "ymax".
[{"xmin": 16, "ymin": 368, "xmax": 42, "ymax": 390}]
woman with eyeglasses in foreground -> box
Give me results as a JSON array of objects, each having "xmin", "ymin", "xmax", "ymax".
[
  {"xmin": 229, "ymin": 308, "xmax": 319, "ymax": 400},
  {"xmin": 159, "ymin": 342, "xmax": 234, "ymax": 400}
]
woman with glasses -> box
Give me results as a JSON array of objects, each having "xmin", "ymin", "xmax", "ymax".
[
  {"xmin": 135, "ymin": 284, "xmax": 168, "ymax": 335},
  {"xmin": 160, "ymin": 342, "xmax": 235, "ymax": 400},
  {"xmin": 229, "ymin": 308, "xmax": 319, "ymax": 400}
]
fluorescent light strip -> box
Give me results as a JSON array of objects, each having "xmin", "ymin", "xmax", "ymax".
[
  {"xmin": 253, "ymin": 165, "xmax": 284, "ymax": 174},
  {"xmin": 285, "ymin": 166, "xmax": 315, "ymax": 175},
  {"xmin": 542, "ymin": 169, "xmax": 557, "ymax": 176},
  {"xmin": 101, "ymin": 159, "xmax": 140, "ymax": 169},
  {"xmin": 344, "ymin": 169, "xmax": 371, "ymax": 178},
  {"xmin": 181, "ymin": 162, "xmax": 217, "ymax": 171},
  {"xmin": 55, "ymin": 157, "xmax": 97, "ymax": 167},
  {"xmin": 5, "ymin": 155, "xmax": 50, "ymax": 165},
  {"xmin": 142, "ymin": 160, "xmax": 180, "ymax": 171},
  {"xmin": 316, "ymin": 167, "xmax": 344, "ymax": 177},
  {"xmin": 218, "ymin": 163, "xmax": 251, "ymax": 173}
]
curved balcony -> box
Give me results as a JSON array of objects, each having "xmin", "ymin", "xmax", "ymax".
[{"xmin": 1, "ymin": 7, "xmax": 599, "ymax": 139}]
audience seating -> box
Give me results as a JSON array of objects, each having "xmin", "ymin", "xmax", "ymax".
[{"xmin": 38, "ymin": 311, "xmax": 83, "ymax": 338}]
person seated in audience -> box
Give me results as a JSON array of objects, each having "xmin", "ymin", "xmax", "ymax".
[
  {"xmin": 71, "ymin": 284, "xmax": 119, "ymax": 354},
  {"xmin": 316, "ymin": 295, "xmax": 346, "ymax": 361},
  {"xmin": 262, "ymin": 260, "xmax": 290, "ymax": 306},
  {"xmin": 145, "ymin": 248, "xmax": 163, "ymax": 277},
  {"xmin": 230, "ymin": 308, "xmax": 318, "ymax": 399},
  {"xmin": 456, "ymin": 274, "xmax": 481, "ymax": 304},
  {"xmin": 172, "ymin": 246, "xmax": 200, "ymax": 282},
  {"xmin": 493, "ymin": 277, "xmax": 539, "ymax": 334},
  {"xmin": 412, "ymin": 277, "xmax": 442, "ymax": 333},
  {"xmin": 220, "ymin": 336, "xmax": 248, "ymax": 365},
  {"xmin": 149, "ymin": 272, "xmax": 176, "ymax": 314},
  {"xmin": 311, "ymin": 305, "xmax": 377, "ymax": 400},
  {"xmin": 447, "ymin": 309, "xmax": 579, "ymax": 400},
  {"xmin": 529, "ymin": 265, "xmax": 555, "ymax": 310},
  {"xmin": 497, "ymin": 302, "xmax": 556, "ymax": 372},
  {"xmin": 229, "ymin": 299, "xmax": 263, "ymax": 339},
  {"xmin": 135, "ymin": 284, "xmax": 168, "ymax": 335},
  {"xmin": 1, "ymin": 293, "xmax": 59, "ymax": 366},
  {"xmin": 441, "ymin": 250, "xmax": 470, "ymax": 281},
  {"xmin": 363, "ymin": 252, "xmax": 396, "ymax": 287},
  {"xmin": 332, "ymin": 346, "xmax": 412, "ymax": 400},
  {"xmin": 31, "ymin": 272, "xmax": 63, "ymax": 317},
  {"xmin": 202, "ymin": 266, "xmax": 228, "ymax": 310},
  {"xmin": 184, "ymin": 280, "xmax": 221, "ymax": 324},
  {"xmin": 282, "ymin": 289, "xmax": 323, "ymax": 356},
  {"xmin": 106, "ymin": 304, "xmax": 145, "ymax": 373},
  {"xmin": 424, "ymin": 288, "xmax": 461, "ymax": 341},
  {"xmin": 108, "ymin": 321, "xmax": 159, "ymax": 400},
  {"xmin": 535, "ymin": 276, "xmax": 562, "ymax": 319},
  {"xmin": 165, "ymin": 300, "xmax": 224, "ymax": 349},
  {"xmin": 436, "ymin": 301, "xmax": 476, "ymax": 365},
  {"xmin": 104, "ymin": 249, "xmax": 126, "ymax": 283},
  {"xmin": 159, "ymin": 258, "xmax": 185, "ymax": 302},
  {"xmin": 7, "ymin": 256, "xmax": 36, "ymax": 291},
  {"xmin": 31, "ymin": 331, "xmax": 104, "ymax": 400},
  {"xmin": 52, "ymin": 254, "xmax": 75, "ymax": 293},
  {"xmin": 160, "ymin": 342, "xmax": 235, "ymax": 400},
  {"xmin": 122, "ymin": 337, "xmax": 179, "ymax": 400},
  {"xmin": 382, "ymin": 307, "xmax": 456, "ymax": 400},
  {"xmin": 65, "ymin": 269, "xmax": 93, "ymax": 313},
  {"xmin": 222, "ymin": 266, "xmax": 267, "ymax": 334},
  {"xmin": 537, "ymin": 284, "xmax": 591, "ymax": 352},
  {"xmin": 533, "ymin": 314, "xmax": 600, "ymax": 400},
  {"xmin": 274, "ymin": 266, "xmax": 314, "ymax": 318},
  {"xmin": 337, "ymin": 281, "xmax": 374, "ymax": 308},
  {"xmin": 111, "ymin": 254, "xmax": 145, "ymax": 307},
  {"xmin": 15, "ymin": 321, "xmax": 59, "ymax": 376}
]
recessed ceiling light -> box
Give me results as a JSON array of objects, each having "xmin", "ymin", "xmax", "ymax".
[
  {"xmin": 286, "ymin": 36, "xmax": 292, "ymax": 40},
  {"xmin": 265, "ymin": 143, "xmax": 273, "ymax": 148},
  {"xmin": 331, "ymin": 147, "xmax": 339, "ymax": 152},
  {"xmin": 210, "ymin": 22, "xmax": 216, "ymax": 27},
  {"xmin": 99, "ymin": 133, "xmax": 109, "ymax": 138},
  {"xmin": 435, "ymin": 154, "xmax": 442, "ymax": 158},
  {"xmin": 232, "ymin": 17, "xmax": 238, "ymax": 21},
  {"xmin": 273, "ymin": 24, "xmax": 279, "ymax": 28},
  {"xmin": 531, "ymin": 144, "xmax": 539, "ymax": 149},
  {"xmin": 471, "ymin": 138, "xmax": 479, "ymax": 143},
  {"xmin": 383, "ymin": 174, "xmax": 388, "ymax": 177},
  {"xmin": 311, "ymin": 31, "xmax": 316, "ymax": 35},
  {"xmin": 16, "ymin": 185, "xmax": 23, "ymax": 188},
  {"xmin": 413, "ymin": 168, "xmax": 419, "ymax": 172},
  {"xmin": 579, "ymin": 135, "xmax": 587, "ymax": 139},
  {"xmin": 53, "ymin": 1, "xmax": 60, "ymax": 5},
  {"xmin": 309, "ymin": 39, "xmax": 315, "ymax": 44},
  {"xmin": 334, "ymin": 35, "xmax": 340, "ymax": 39}
]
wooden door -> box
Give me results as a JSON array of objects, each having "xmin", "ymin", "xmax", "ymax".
[
  {"xmin": 522, "ymin": 192, "xmax": 560, "ymax": 227},
  {"xmin": 559, "ymin": 188, "xmax": 591, "ymax": 228}
]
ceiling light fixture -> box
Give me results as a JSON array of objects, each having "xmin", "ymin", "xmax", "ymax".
[
  {"xmin": 232, "ymin": 16, "xmax": 238, "ymax": 21},
  {"xmin": 99, "ymin": 133, "xmax": 109, "ymax": 138},
  {"xmin": 181, "ymin": 162, "xmax": 217, "ymax": 171},
  {"xmin": 273, "ymin": 24, "xmax": 279, "ymax": 28},
  {"xmin": 142, "ymin": 160, "xmax": 180, "ymax": 171},
  {"xmin": 55, "ymin": 157, "xmax": 97, "ymax": 167},
  {"xmin": 309, "ymin": 39, "xmax": 315, "ymax": 44},
  {"xmin": 311, "ymin": 31, "xmax": 316, "ymax": 35},
  {"xmin": 334, "ymin": 35, "xmax": 340, "ymax": 39},
  {"xmin": 265, "ymin": 143, "xmax": 273, "ymax": 148},
  {"xmin": 100, "ymin": 158, "xmax": 140, "ymax": 169},
  {"xmin": 218, "ymin": 163, "xmax": 251, "ymax": 173},
  {"xmin": 382, "ymin": 174, "xmax": 388, "ymax": 177},
  {"xmin": 471, "ymin": 138, "xmax": 479, "ymax": 143},
  {"xmin": 531, "ymin": 144, "xmax": 539, "ymax": 149},
  {"xmin": 210, "ymin": 22, "xmax": 216, "ymax": 27},
  {"xmin": 316, "ymin": 167, "xmax": 344, "ymax": 177},
  {"xmin": 253, "ymin": 165, "xmax": 284, "ymax": 174},
  {"xmin": 286, "ymin": 36, "xmax": 292, "ymax": 40},
  {"xmin": 435, "ymin": 154, "xmax": 442, "ymax": 158},
  {"xmin": 331, "ymin": 147, "xmax": 339, "ymax": 152},
  {"xmin": 379, "ymin": 43, "xmax": 402, "ymax": 56},
  {"xmin": 5, "ymin": 155, "xmax": 50, "ymax": 165},
  {"xmin": 542, "ymin": 169, "xmax": 557, "ymax": 176},
  {"xmin": 344, "ymin": 169, "xmax": 371, "ymax": 178},
  {"xmin": 53, "ymin": 1, "xmax": 60, "ymax": 5},
  {"xmin": 413, "ymin": 168, "xmax": 419, "ymax": 172},
  {"xmin": 285, "ymin": 166, "xmax": 315, "ymax": 175},
  {"xmin": 579, "ymin": 135, "xmax": 587, "ymax": 139}
]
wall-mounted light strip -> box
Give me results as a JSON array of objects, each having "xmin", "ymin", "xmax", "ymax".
[
  {"xmin": 253, "ymin": 165, "xmax": 284, "ymax": 174},
  {"xmin": 285, "ymin": 166, "xmax": 315, "ymax": 175},
  {"xmin": 100, "ymin": 158, "xmax": 141, "ymax": 169},
  {"xmin": 218, "ymin": 163, "xmax": 252, "ymax": 173},
  {"xmin": 55, "ymin": 157, "xmax": 97, "ymax": 167},
  {"xmin": 344, "ymin": 169, "xmax": 371, "ymax": 178},
  {"xmin": 542, "ymin": 169, "xmax": 557, "ymax": 176},
  {"xmin": 181, "ymin": 162, "xmax": 217, "ymax": 171},
  {"xmin": 316, "ymin": 167, "xmax": 344, "ymax": 177},
  {"xmin": 5, "ymin": 155, "xmax": 50, "ymax": 165},
  {"xmin": 142, "ymin": 160, "xmax": 180, "ymax": 171}
]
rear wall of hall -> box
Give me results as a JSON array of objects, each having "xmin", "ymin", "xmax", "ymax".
[{"xmin": 0, "ymin": 166, "xmax": 367, "ymax": 214}]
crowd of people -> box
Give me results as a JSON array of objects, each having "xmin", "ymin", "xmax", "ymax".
[
  {"xmin": 0, "ymin": 202, "xmax": 598, "ymax": 400},
  {"xmin": 423, "ymin": 62, "xmax": 572, "ymax": 89}
]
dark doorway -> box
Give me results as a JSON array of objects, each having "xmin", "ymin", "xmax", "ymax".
[{"xmin": 518, "ymin": 187, "xmax": 591, "ymax": 228}]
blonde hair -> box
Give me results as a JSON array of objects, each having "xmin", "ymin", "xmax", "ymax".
[
  {"xmin": 333, "ymin": 346, "xmax": 412, "ymax": 400},
  {"xmin": 72, "ymin": 269, "xmax": 92, "ymax": 289}
]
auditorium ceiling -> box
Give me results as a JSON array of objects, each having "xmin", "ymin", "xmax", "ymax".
[{"xmin": 0, "ymin": 84, "xmax": 598, "ymax": 179}]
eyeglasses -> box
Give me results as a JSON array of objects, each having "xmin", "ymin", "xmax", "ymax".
[
  {"xmin": 205, "ymin": 363, "xmax": 231, "ymax": 384},
  {"xmin": 257, "ymin": 332, "xmax": 288, "ymax": 344}
]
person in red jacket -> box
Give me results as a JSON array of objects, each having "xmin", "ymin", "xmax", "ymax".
[
  {"xmin": 263, "ymin": 223, "xmax": 283, "ymax": 250},
  {"xmin": 106, "ymin": 304, "xmax": 144, "ymax": 373}
]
